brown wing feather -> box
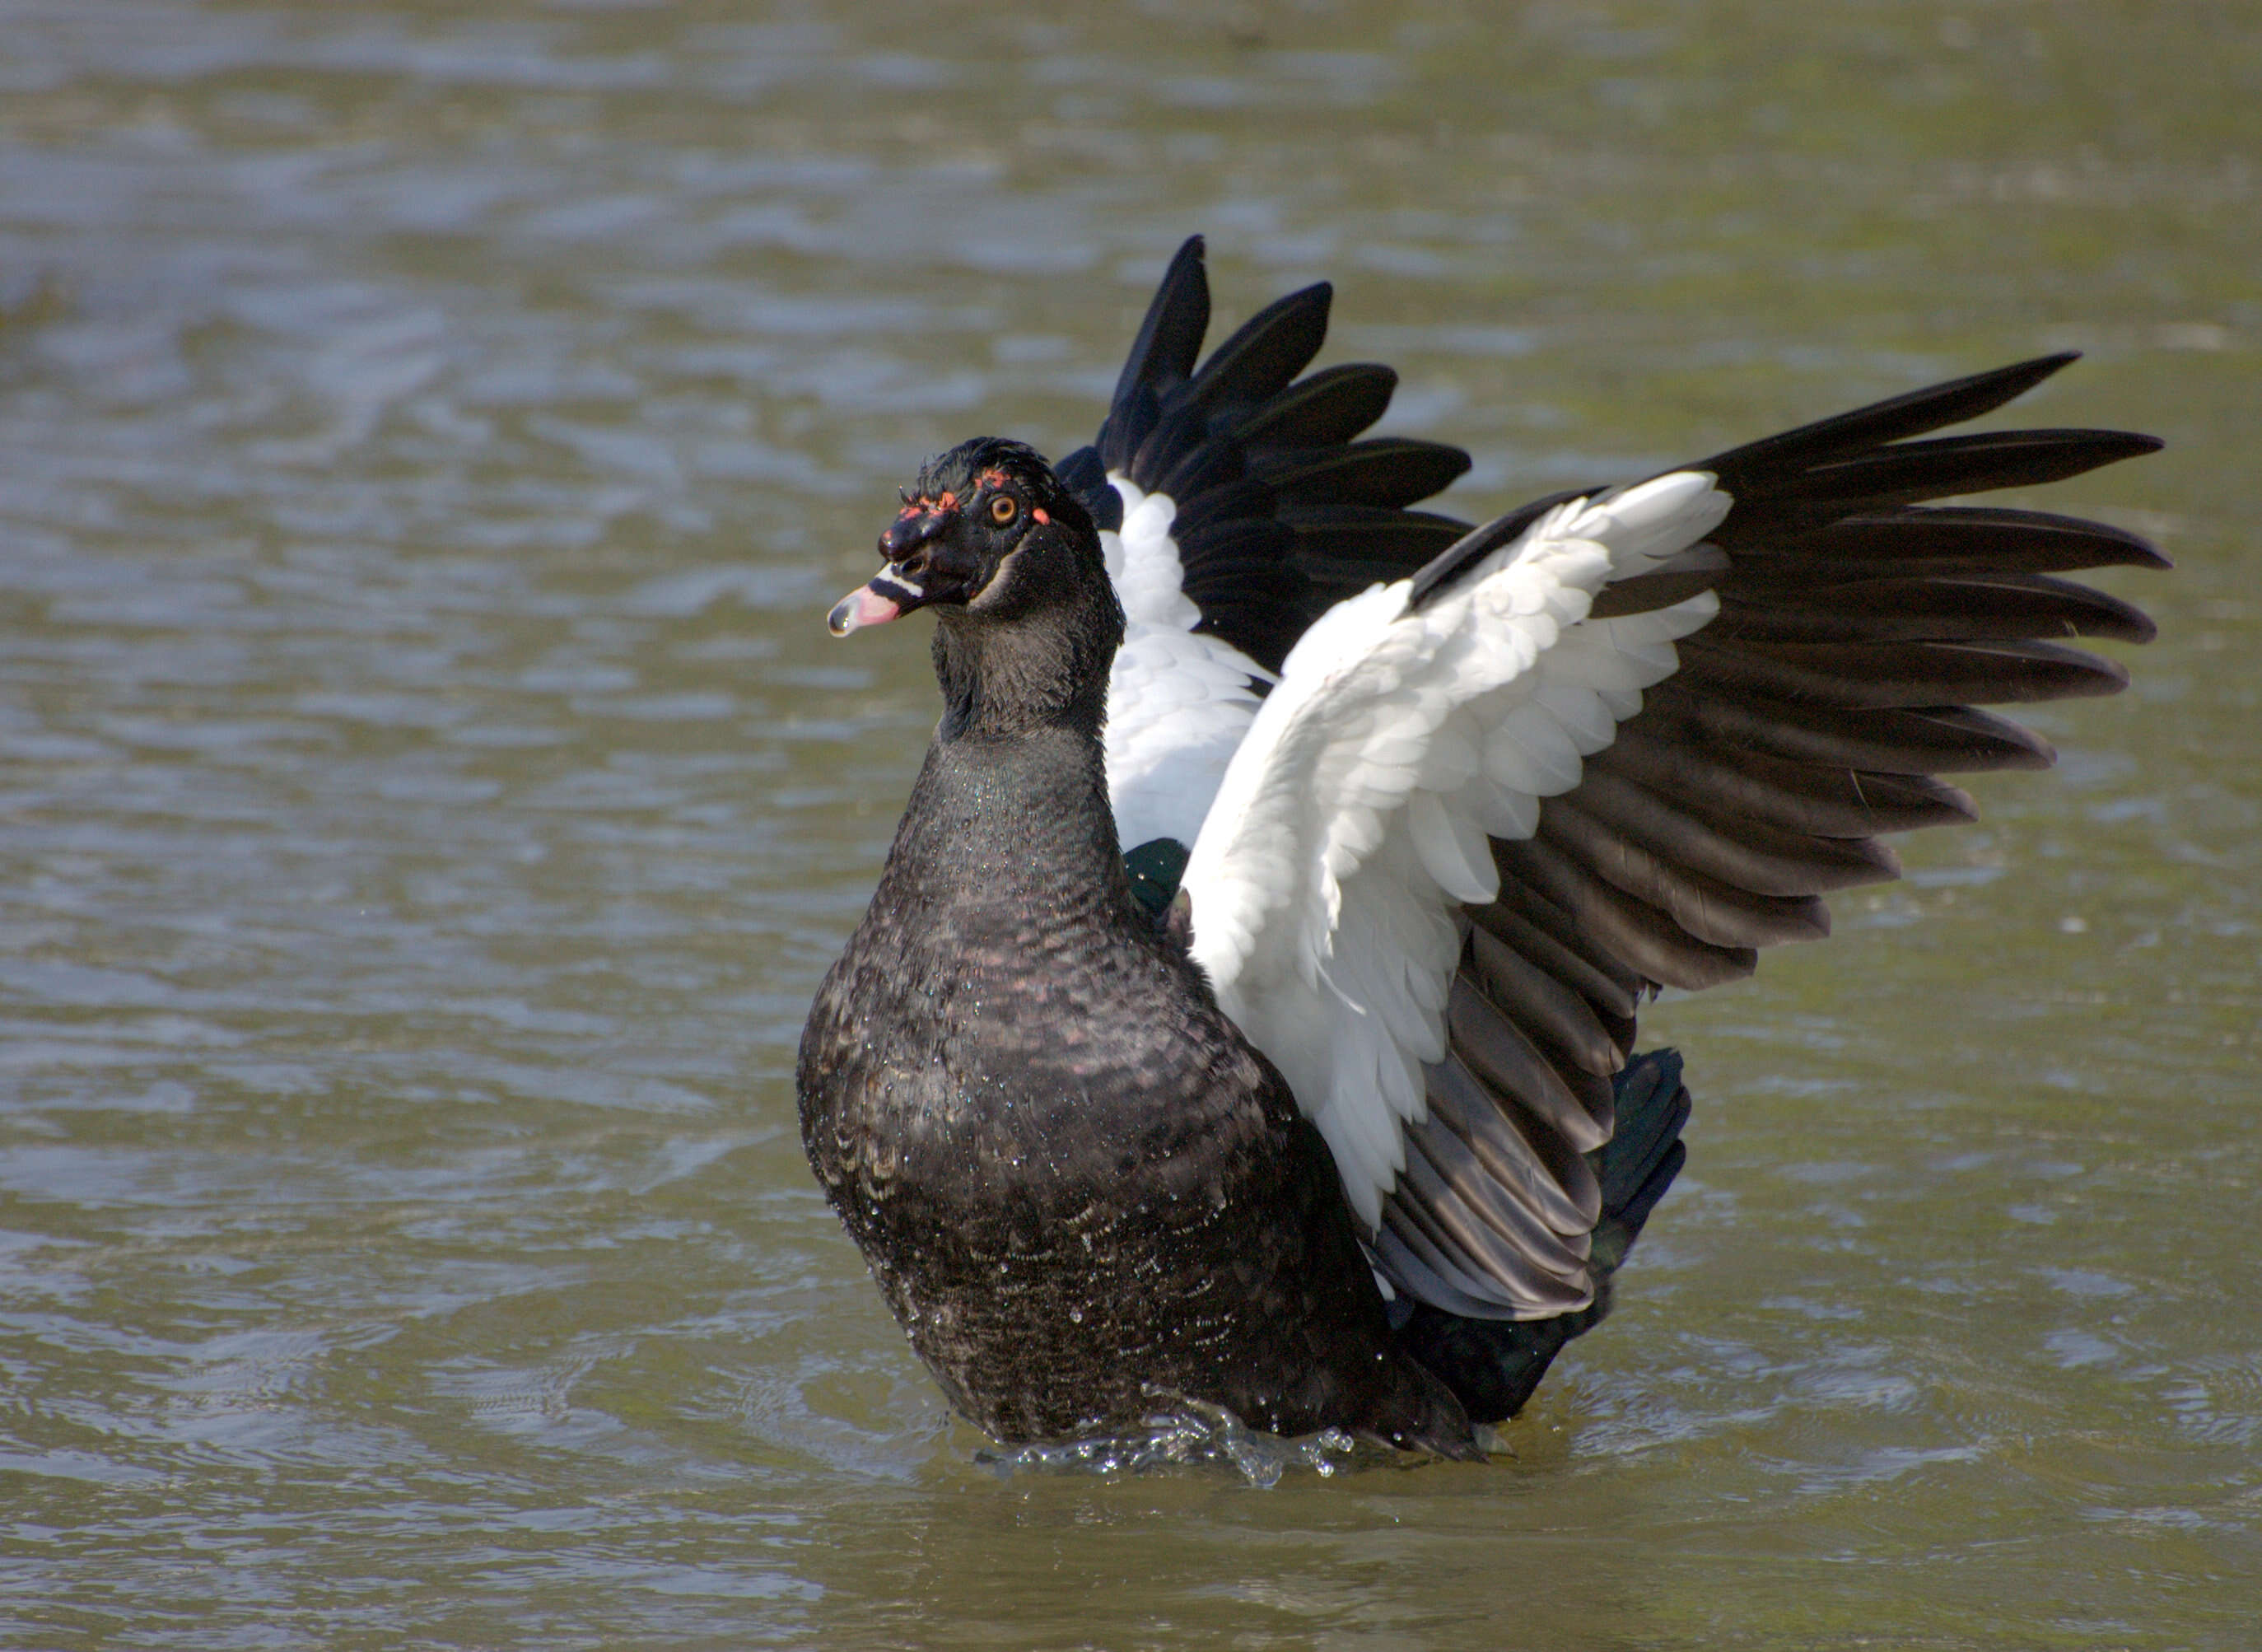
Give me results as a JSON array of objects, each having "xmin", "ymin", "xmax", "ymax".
[{"xmin": 1384, "ymin": 356, "xmax": 2161, "ymax": 1322}]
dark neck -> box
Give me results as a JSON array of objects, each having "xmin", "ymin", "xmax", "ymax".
[
  {"xmin": 881, "ymin": 711, "xmax": 1132, "ymax": 938},
  {"xmin": 879, "ymin": 586, "xmax": 1131, "ymax": 923},
  {"xmin": 931, "ymin": 589, "xmax": 1118, "ymax": 744}
]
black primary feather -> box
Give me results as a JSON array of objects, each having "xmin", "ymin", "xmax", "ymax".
[
  {"xmin": 1097, "ymin": 238, "xmax": 1210, "ymax": 473},
  {"xmin": 1698, "ymin": 352, "xmax": 2081, "ymax": 487},
  {"xmin": 1081, "ymin": 237, "xmax": 1473, "ymax": 670}
]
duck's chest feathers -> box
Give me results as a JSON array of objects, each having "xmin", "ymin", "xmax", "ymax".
[
  {"xmin": 798, "ymin": 727, "xmax": 1255, "ymax": 1207},
  {"xmin": 791, "ymin": 507, "xmax": 1471, "ymax": 1448}
]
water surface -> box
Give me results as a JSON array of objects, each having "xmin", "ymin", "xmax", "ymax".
[{"xmin": 2, "ymin": 2, "xmax": 2256, "ymax": 1646}]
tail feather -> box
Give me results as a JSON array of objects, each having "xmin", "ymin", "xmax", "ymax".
[{"xmin": 1392, "ymin": 1049, "xmax": 1691, "ymax": 1426}]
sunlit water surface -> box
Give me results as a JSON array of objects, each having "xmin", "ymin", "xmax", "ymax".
[{"xmin": 2, "ymin": 2, "xmax": 2256, "ymax": 1646}]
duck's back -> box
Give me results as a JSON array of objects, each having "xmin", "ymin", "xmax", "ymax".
[{"xmin": 796, "ymin": 728, "xmax": 1471, "ymax": 1453}]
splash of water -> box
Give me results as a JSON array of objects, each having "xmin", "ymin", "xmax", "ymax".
[{"xmin": 972, "ymin": 1394, "xmax": 1409, "ymax": 1488}]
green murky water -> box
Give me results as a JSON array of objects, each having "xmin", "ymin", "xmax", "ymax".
[{"xmin": 2, "ymin": 2, "xmax": 2255, "ymax": 1645}]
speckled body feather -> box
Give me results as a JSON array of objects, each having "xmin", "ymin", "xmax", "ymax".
[
  {"xmin": 797, "ymin": 439, "xmax": 1471, "ymax": 1454},
  {"xmin": 798, "ymin": 710, "xmax": 1471, "ymax": 1453}
]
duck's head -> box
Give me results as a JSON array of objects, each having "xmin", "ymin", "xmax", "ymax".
[{"xmin": 829, "ymin": 438, "xmax": 1107, "ymax": 638}]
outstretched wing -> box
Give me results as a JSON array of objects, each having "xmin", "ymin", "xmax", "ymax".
[
  {"xmin": 1182, "ymin": 355, "xmax": 2163, "ymax": 1320},
  {"xmin": 1182, "ymin": 477, "xmax": 1732, "ymax": 1309},
  {"xmin": 1056, "ymin": 237, "xmax": 1473, "ymax": 856}
]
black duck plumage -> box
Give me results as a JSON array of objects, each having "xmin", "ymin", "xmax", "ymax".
[
  {"xmin": 1062, "ymin": 240, "xmax": 1475, "ymax": 674},
  {"xmin": 800, "ymin": 237, "xmax": 2163, "ymax": 1458},
  {"xmin": 1391, "ymin": 1052, "xmax": 1691, "ymax": 1422},
  {"xmin": 798, "ymin": 437, "xmax": 1477, "ymax": 1455}
]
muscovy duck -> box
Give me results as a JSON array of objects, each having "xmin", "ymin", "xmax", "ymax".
[{"xmin": 797, "ymin": 236, "xmax": 2164, "ymax": 1458}]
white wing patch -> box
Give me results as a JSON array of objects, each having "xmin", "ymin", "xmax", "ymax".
[
  {"xmin": 1101, "ymin": 475, "xmax": 1274, "ymax": 851},
  {"xmin": 1180, "ymin": 473, "xmax": 1733, "ymax": 1230}
]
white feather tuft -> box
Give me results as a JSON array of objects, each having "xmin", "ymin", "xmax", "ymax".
[{"xmin": 1102, "ymin": 474, "xmax": 1274, "ymax": 850}]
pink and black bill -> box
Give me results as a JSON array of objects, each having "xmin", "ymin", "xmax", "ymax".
[
  {"xmin": 827, "ymin": 574, "xmax": 916, "ymax": 636},
  {"xmin": 828, "ymin": 481, "xmax": 986, "ymax": 637}
]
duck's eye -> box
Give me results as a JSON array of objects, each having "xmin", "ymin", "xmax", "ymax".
[{"xmin": 989, "ymin": 495, "xmax": 1019, "ymax": 526}]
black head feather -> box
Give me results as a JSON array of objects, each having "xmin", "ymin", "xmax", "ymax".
[{"xmin": 910, "ymin": 438, "xmax": 1099, "ymax": 555}]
